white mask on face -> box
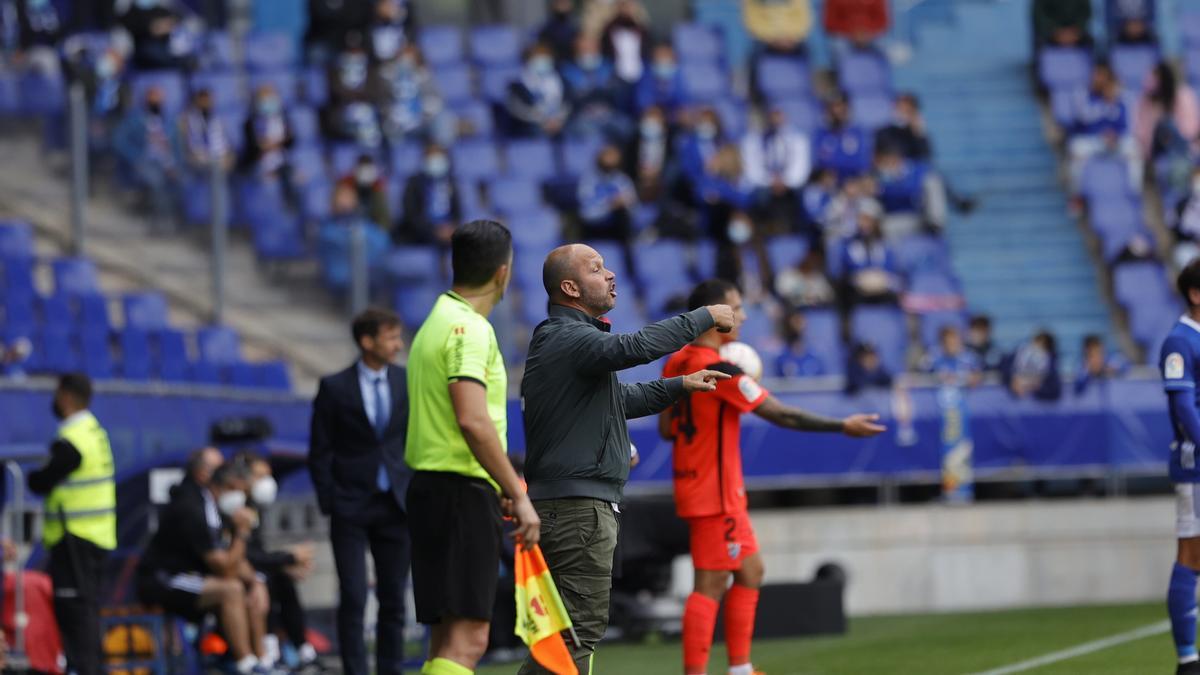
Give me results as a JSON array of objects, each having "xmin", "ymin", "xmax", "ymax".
[
  {"xmin": 251, "ymin": 476, "xmax": 278, "ymax": 506},
  {"xmin": 218, "ymin": 489, "xmax": 247, "ymax": 516}
]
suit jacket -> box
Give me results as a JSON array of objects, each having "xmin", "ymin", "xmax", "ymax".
[{"xmin": 308, "ymin": 363, "xmax": 410, "ymax": 517}]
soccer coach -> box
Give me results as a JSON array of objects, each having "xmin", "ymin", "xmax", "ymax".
[{"xmin": 519, "ymin": 244, "xmax": 735, "ymax": 674}]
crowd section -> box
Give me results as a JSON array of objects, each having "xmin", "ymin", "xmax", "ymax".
[{"xmin": 0, "ymin": 0, "xmax": 1170, "ymax": 398}]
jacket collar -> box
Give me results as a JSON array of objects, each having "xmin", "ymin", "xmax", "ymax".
[{"xmin": 548, "ymin": 303, "xmax": 611, "ymax": 332}]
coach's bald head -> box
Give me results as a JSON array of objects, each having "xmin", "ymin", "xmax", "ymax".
[{"xmin": 543, "ymin": 244, "xmax": 617, "ymax": 318}]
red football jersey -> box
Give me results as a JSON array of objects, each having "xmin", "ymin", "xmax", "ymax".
[{"xmin": 663, "ymin": 344, "xmax": 770, "ymax": 518}]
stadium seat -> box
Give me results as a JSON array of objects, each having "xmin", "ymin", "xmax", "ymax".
[
  {"xmin": 287, "ymin": 106, "xmax": 321, "ymax": 146},
  {"xmin": 907, "ymin": 269, "xmax": 960, "ymax": 296},
  {"xmin": 418, "ymin": 26, "xmax": 464, "ymax": 67},
  {"xmin": 199, "ymin": 31, "xmax": 237, "ymax": 69},
  {"xmin": 39, "ymin": 328, "xmax": 79, "ymax": 374},
  {"xmin": 480, "ymin": 64, "xmax": 522, "ymax": 101},
  {"xmin": 389, "ymin": 141, "xmax": 425, "ymax": 177},
  {"xmin": 508, "ymin": 207, "xmax": 561, "ymax": 251},
  {"xmin": 123, "ymin": 291, "xmax": 170, "ymax": 331},
  {"xmin": 118, "ymin": 327, "xmax": 151, "ymax": 381},
  {"xmin": 504, "ymin": 138, "xmax": 557, "ymax": 180},
  {"xmin": 559, "ymin": 137, "xmax": 605, "ymax": 177},
  {"xmin": 289, "ymin": 145, "xmax": 328, "ymax": 184},
  {"xmin": 228, "ymin": 361, "xmax": 258, "ymax": 389},
  {"xmin": 256, "ymin": 360, "xmax": 292, "ymax": 390},
  {"xmin": 1049, "ymin": 88, "xmax": 1076, "ymax": 126},
  {"xmin": 488, "ymin": 177, "xmax": 542, "ymax": 214},
  {"xmin": 154, "ymin": 328, "xmax": 190, "ymax": 381},
  {"xmin": 681, "ymin": 63, "xmax": 729, "ymax": 102},
  {"xmin": 330, "ymin": 143, "xmax": 380, "ymax": 178},
  {"xmin": 469, "ymin": 25, "xmax": 521, "ymax": 66},
  {"xmin": 0, "ymin": 220, "xmax": 34, "ymax": 258},
  {"xmin": 1089, "ymin": 198, "xmax": 1142, "ymax": 239},
  {"xmin": 252, "ymin": 212, "xmax": 309, "ymax": 261},
  {"xmin": 80, "ymin": 331, "xmax": 113, "ymax": 379},
  {"xmin": 0, "ymin": 72, "xmax": 16, "ymax": 116},
  {"xmin": 384, "ymin": 246, "xmax": 440, "ymax": 283},
  {"xmin": 1038, "ymin": 47, "xmax": 1091, "ymax": 90},
  {"xmin": 128, "ymin": 71, "xmax": 187, "ymax": 115},
  {"xmin": 894, "ymin": 234, "xmax": 951, "ymax": 276},
  {"xmin": 851, "ymin": 92, "xmax": 894, "ymax": 131},
  {"xmin": 18, "ymin": 70, "xmax": 64, "ymax": 116},
  {"xmin": 3, "ymin": 292, "xmax": 36, "ymax": 335},
  {"xmin": 766, "ymin": 235, "xmax": 809, "ymax": 278},
  {"xmin": 1081, "ymin": 156, "xmax": 1135, "ymax": 203},
  {"xmin": 394, "ymin": 283, "xmax": 442, "ymax": 327},
  {"xmin": 712, "ymin": 98, "xmax": 749, "ymax": 139},
  {"xmin": 40, "ymin": 294, "xmax": 74, "ymax": 328},
  {"xmin": 302, "ymin": 65, "xmax": 330, "ymax": 108},
  {"xmin": 1113, "ymin": 260, "xmax": 1167, "ymax": 310},
  {"xmin": 850, "ymin": 305, "xmax": 907, "ymax": 374},
  {"xmin": 1111, "ymin": 44, "xmax": 1158, "ymax": 93},
  {"xmin": 756, "ymin": 56, "xmax": 811, "ymax": 101},
  {"xmin": 79, "ymin": 294, "xmax": 111, "ymax": 336},
  {"xmin": 803, "ymin": 308, "xmax": 844, "ymax": 375},
  {"xmin": 452, "ymin": 100, "xmax": 495, "ymax": 138},
  {"xmin": 197, "ymin": 326, "xmax": 241, "ymax": 366},
  {"xmin": 247, "ymin": 70, "xmax": 299, "ymax": 107},
  {"xmin": 771, "ymin": 97, "xmax": 821, "ymax": 133},
  {"xmin": 53, "ymin": 258, "xmax": 99, "ymax": 298},
  {"xmin": 244, "ymin": 32, "xmax": 297, "ymax": 71},
  {"xmin": 451, "ymin": 139, "xmax": 501, "ymax": 181},
  {"xmin": 634, "ymin": 240, "xmax": 690, "ymax": 315},
  {"xmin": 191, "ymin": 359, "xmax": 223, "ymax": 385},
  {"xmin": 189, "ymin": 71, "xmax": 247, "ymax": 112},
  {"xmin": 919, "ymin": 310, "xmax": 967, "ymax": 348},
  {"xmin": 430, "ymin": 65, "xmax": 474, "ymax": 106},
  {"xmin": 673, "ymin": 23, "xmax": 723, "ymax": 64},
  {"xmin": 218, "ymin": 110, "xmax": 247, "ymax": 154},
  {"xmin": 837, "ymin": 49, "xmax": 891, "ymax": 95}
]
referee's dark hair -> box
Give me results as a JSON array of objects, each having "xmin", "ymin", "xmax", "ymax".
[
  {"xmin": 57, "ymin": 373, "xmax": 92, "ymax": 407},
  {"xmin": 687, "ymin": 278, "xmax": 740, "ymax": 312},
  {"xmin": 1180, "ymin": 258, "xmax": 1200, "ymax": 306},
  {"xmin": 352, "ymin": 307, "xmax": 402, "ymax": 345},
  {"xmin": 451, "ymin": 219, "xmax": 512, "ymax": 288}
]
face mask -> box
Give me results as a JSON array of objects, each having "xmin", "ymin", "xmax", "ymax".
[
  {"xmin": 251, "ymin": 476, "xmax": 278, "ymax": 506},
  {"xmin": 425, "ymin": 154, "xmax": 449, "ymax": 177},
  {"xmin": 356, "ymin": 164, "xmax": 378, "ymax": 185},
  {"xmin": 653, "ymin": 61, "xmax": 676, "ymax": 79},
  {"xmin": 728, "ymin": 217, "xmax": 752, "ymax": 245},
  {"xmin": 257, "ymin": 97, "xmax": 280, "ymax": 116},
  {"xmin": 696, "ymin": 123, "xmax": 717, "ymax": 140},
  {"xmin": 579, "ymin": 54, "xmax": 601, "ymax": 70},
  {"xmin": 530, "ymin": 56, "xmax": 554, "ymax": 75},
  {"xmin": 218, "ymin": 489, "xmax": 246, "ymax": 516},
  {"xmin": 640, "ymin": 118, "xmax": 663, "ymax": 137},
  {"xmin": 96, "ymin": 54, "xmax": 117, "ymax": 79}
]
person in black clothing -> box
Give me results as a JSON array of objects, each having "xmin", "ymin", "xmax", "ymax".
[
  {"xmin": 305, "ymin": 0, "xmax": 372, "ymax": 64},
  {"xmin": 120, "ymin": 0, "xmax": 191, "ymax": 70},
  {"xmin": 241, "ymin": 84, "xmax": 298, "ymax": 205},
  {"xmin": 537, "ymin": 0, "xmax": 579, "ymax": 63},
  {"xmin": 874, "ymin": 93, "xmax": 975, "ymax": 213},
  {"xmin": 137, "ymin": 461, "xmax": 269, "ymax": 674},
  {"xmin": 844, "ymin": 342, "xmax": 893, "ymax": 395},
  {"xmin": 396, "ymin": 142, "xmax": 460, "ymax": 246},
  {"xmin": 366, "ymin": 0, "xmax": 412, "ymax": 63}
]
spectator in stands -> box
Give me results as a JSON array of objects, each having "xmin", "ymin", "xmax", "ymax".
[
  {"xmin": 136, "ymin": 461, "xmax": 270, "ymax": 674},
  {"xmin": 1107, "ymin": 0, "xmax": 1154, "ymax": 45},
  {"xmin": 374, "ymin": 43, "xmax": 453, "ymax": 145},
  {"xmin": 396, "ymin": 142, "xmax": 460, "ymax": 246},
  {"xmin": 561, "ymin": 34, "xmax": 631, "ymax": 140},
  {"xmin": 1067, "ymin": 61, "xmax": 1141, "ymax": 204},
  {"xmin": 1005, "ymin": 330, "xmax": 1063, "ymax": 401},
  {"xmin": 775, "ymin": 249, "xmax": 835, "ymax": 309},
  {"xmin": 538, "ymin": 0, "xmax": 580, "ymax": 63},
  {"xmin": 634, "ymin": 42, "xmax": 685, "ymax": 119},
  {"xmin": 366, "ymin": 0, "xmax": 412, "ymax": 63},
  {"xmin": 839, "ymin": 200, "xmax": 900, "ymax": 305},
  {"xmin": 578, "ymin": 144, "xmax": 638, "ymax": 275},
  {"xmin": 698, "ymin": 144, "xmax": 754, "ymax": 283},
  {"xmin": 924, "ymin": 325, "xmax": 982, "ymax": 388},
  {"xmin": 1134, "ymin": 62, "xmax": 1198, "ymax": 181},
  {"xmin": 742, "ymin": 106, "xmax": 812, "ymax": 241},
  {"xmin": 776, "ymin": 310, "xmax": 826, "ymax": 378},
  {"xmin": 845, "ymin": 342, "xmax": 892, "ymax": 395},
  {"xmin": 875, "ymin": 93, "xmax": 977, "ymax": 214},
  {"xmin": 677, "ymin": 107, "xmax": 725, "ymax": 199},
  {"xmin": 599, "ymin": 0, "xmax": 651, "ymax": 107},
  {"xmin": 822, "ymin": 0, "xmax": 889, "ymax": 42},
  {"xmin": 0, "ymin": 337, "xmax": 32, "ymax": 379},
  {"xmin": 506, "ymin": 42, "xmax": 569, "ymax": 138},
  {"xmin": 12, "ymin": 0, "xmax": 63, "ymax": 76},
  {"xmin": 819, "ymin": 171, "xmax": 872, "ymax": 242},
  {"xmin": 179, "ymin": 88, "xmax": 234, "ymax": 172},
  {"xmin": 321, "ymin": 183, "xmax": 391, "ymax": 288},
  {"xmin": 744, "ymin": 0, "xmax": 812, "ymax": 61},
  {"xmin": 624, "ymin": 104, "xmax": 674, "ymax": 203},
  {"xmin": 1074, "ymin": 334, "xmax": 1128, "ymax": 395},
  {"xmin": 62, "ymin": 33, "xmax": 131, "ymax": 121},
  {"xmin": 242, "ymin": 85, "xmax": 297, "ymax": 198},
  {"xmin": 113, "ymin": 85, "xmax": 181, "ymax": 230},
  {"xmin": 1173, "ymin": 166, "xmax": 1200, "ymax": 268},
  {"xmin": 305, "ymin": 0, "xmax": 371, "ymax": 65},
  {"xmin": 238, "ymin": 453, "xmax": 320, "ymax": 671},
  {"xmin": 337, "ymin": 153, "xmax": 391, "ymax": 228},
  {"xmin": 873, "ymin": 146, "xmax": 947, "ymax": 236},
  {"xmin": 1032, "ymin": 0, "xmax": 1091, "ymax": 46},
  {"xmin": 120, "ymin": 0, "xmax": 194, "ymax": 70},
  {"xmin": 814, "ymin": 92, "xmax": 871, "ymax": 180},
  {"xmin": 800, "ymin": 167, "xmax": 839, "ymax": 235},
  {"xmin": 965, "ymin": 314, "xmax": 1002, "ymax": 372}
]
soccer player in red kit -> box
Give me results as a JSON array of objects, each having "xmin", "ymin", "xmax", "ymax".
[{"xmin": 661, "ymin": 279, "xmax": 886, "ymax": 675}]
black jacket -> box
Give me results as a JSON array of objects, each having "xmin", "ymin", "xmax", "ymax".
[
  {"xmin": 396, "ymin": 172, "xmax": 461, "ymax": 243},
  {"xmin": 521, "ymin": 305, "xmax": 716, "ymax": 503},
  {"xmin": 308, "ymin": 363, "xmax": 410, "ymax": 517}
]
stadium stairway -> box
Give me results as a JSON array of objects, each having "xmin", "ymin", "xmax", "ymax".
[{"xmin": 892, "ymin": 0, "xmax": 1117, "ymax": 364}]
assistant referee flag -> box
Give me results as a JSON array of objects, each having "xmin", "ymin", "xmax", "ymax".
[{"xmin": 515, "ymin": 544, "xmax": 578, "ymax": 675}]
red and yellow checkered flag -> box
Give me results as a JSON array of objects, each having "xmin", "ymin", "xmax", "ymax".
[{"xmin": 514, "ymin": 544, "xmax": 578, "ymax": 675}]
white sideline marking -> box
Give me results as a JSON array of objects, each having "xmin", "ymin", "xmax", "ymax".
[{"xmin": 967, "ymin": 620, "xmax": 1170, "ymax": 675}]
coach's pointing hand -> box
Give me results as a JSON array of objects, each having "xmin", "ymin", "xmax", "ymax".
[
  {"xmin": 705, "ymin": 304, "xmax": 736, "ymax": 333},
  {"xmin": 842, "ymin": 413, "xmax": 886, "ymax": 437},
  {"xmin": 510, "ymin": 494, "xmax": 541, "ymax": 548},
  {"xmin": 682, "ymin": 369, "xmax": 732, "ymax": 393}
]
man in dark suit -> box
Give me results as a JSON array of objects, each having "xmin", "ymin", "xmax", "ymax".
[{"xmin": 308, "ymin": 307, "xmax": 411, "ymax": 675}]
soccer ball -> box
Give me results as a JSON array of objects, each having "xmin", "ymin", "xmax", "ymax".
[{"xmin": 719, "ymin": 341, "xmax": 763, "ymax": 381}]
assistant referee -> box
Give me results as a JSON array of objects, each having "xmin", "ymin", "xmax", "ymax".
[{"xmin": 406, "ymin": 220, "xmax": 539, "ymax": 675}]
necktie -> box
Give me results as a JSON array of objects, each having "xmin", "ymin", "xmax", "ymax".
[{"xmin": 373, "ymin": 376, "xmax": 391, "ymax": 492}]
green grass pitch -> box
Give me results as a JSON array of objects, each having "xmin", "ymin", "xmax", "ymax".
[{"xmin": 476, "ymin": 602, "xmax": 1170, "ymax": 674}]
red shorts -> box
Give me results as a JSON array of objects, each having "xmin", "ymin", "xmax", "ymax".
[{"xmin": 686, "ymin": 511, "xmax": 759, "ymax": 571}]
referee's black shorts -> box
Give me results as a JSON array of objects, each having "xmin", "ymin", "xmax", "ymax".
[{"xmin": 406, "ymin": 470, "xmax": 504, "ymax": 624}]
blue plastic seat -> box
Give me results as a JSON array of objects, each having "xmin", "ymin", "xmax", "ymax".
[
  {"xmin": 252, "ymin": 212, "xmax": 309, "ymax": 261},
  {"xmin": 559, "ymin": 137, "xmax": 605, "ymax": 177},
  {"xmin": 288, "ymin": 106, "xmax": 321, "ymax": 145},
  {"xmin": 191, "ymin": 359, "xmax": 223, "ymax": 385},
  {"xmin": 919, "ymin": 310, "xmax": 967, "ymax": 348},
  {"xmin": 1090, "ymin": 197, "xmax": 1142, "ymax": 239},
  {"xmin": 41, "ymin": 294, "xmax": 75, "ymax": 328},
  {"xmin": 504, "ymin": 138, "xmax": 557, "ymax": 180},
  {"xmin": 53, "ymin": 258, "xmax": 99, "ymax": 298},
  {"xmin": 756, "ymin": 56, "xmax": 811, "ymax": 101},
  {"xmin": 390, "ymin": 141, "xmax": 425, "ymax": 177},
  {"xmin": 229, "ymin": 361, "xmax": 258, "ymax": 388},
  {"xmin": 418, "ymin": 26, "xmax": 464, "ymax": 67},
  {"xmin": 1038, "ymin": 47, "xmax": 1091, "ymax": 90},
  {"xmin": 3, "ymin": 292, "xmax": 36, "ymax": 334},
  {"xmin": 673, "ymin": 23, "xmax": 723, "ymax": 64},
  {"xmin": 712, "ymin": 98, "xmax": 749, "ymax": 139},
  {"xmin": 851, "ymin": 92, "xmax": 894, "ymax": 131},
  {"xmin": 128, "ymin": 71, "xmax": 187, "ymax": 115},
  {"xmin": 488, "ymin": 177, "xmax": 542, "ymax": 214},
  {"xmin": 384, "ymin": 246, "xmax": 441, "ymax": 284},
  {"xmin": 804, "ymin": 309, "xmax": 845, "ymax": 376},
  {"xmin": 771, "ymin": 97, "xmax": 821, "ymax": 133},
  {"xmin": 0, "ymin": 221, "xmax": 34, "ymax": 258},
  {"xmin": 244, "ymin": 32, "xmax": 297, "ymax": 71},
  {"xmin": 1111, "ymin": 44, "xmax": 1158, "ymax": 93},
  {"xmin": 155, "ymin": 328, "xmax": 189, "ymax": 381},
  {"xmin": 452, "ymin": 100, "xmax": 495, "ymax": 138},
  {"xmin": 394, "ymin": 283, "xmax": 442, "ymax": 328},
  {"xmin": 681, "ymin": 63, "xmax": 728, "ymax": 102},
  {"xmin": 247, "ymin": 70, "xmax": 299, "ymax": 107},
  {"xmin": 119, "ymin": 327, "xmax": 152, "ymax": 381},
  {"xmin": 1081, "ymin": 156, "xmax": 1134, "ymax": 203},
  {"xmin": 80, "ymin": 332, "xmax": 113, "ymax": 379},
  {"xmin": 190, "ymin": 71, "xmax": 247, "ymax": 112},
  {"xmin": 197, "ymin": 326, "xmax": 241, "ymax": 366},
  {"xmin": 1113, "ymin": 260, "xmax": 1166, "ymax": 309},
  {"xmin": 480, "ymin": 64, "xmax": 522, "ymax": 101},
  {"xmin": 39, "ymin": 328, "xmax": 79, "ymax": 374},
  {"xmin": 302, "ymin": 65, "xmax": 330, "ymax": 108},
  {"xmin": 18, "ymin": 70, "xmax": 64, "ymax": 115},
  {"xmin": 0, "ymin": 72, "xmax": 18, "ymax": 115},
  {"xmin": 850, "ymin": 305, "xmax": 907, "ymax": 374},
  {"xmin": 451, "ymin": 139, "xmax": 501, "ymax": 181},
  {"xmin": 256, "ymin": 360, "xmax": 292, "ymax": 390},
  {"xmin": 431, "ymin": 65, "xmax": 474, "ymax": 106},
  {"xmin": 469, "ymin": 25, "xmax": 521, "ymax": 66},
  {"xmin": 765, "ymin": 235, "xmax": 809, "ymax": 278},
  {"xmin": 837, "ymin": 49, "xmax": 891, "ymax": 95},
  {"xmin": 199, "ymin": 31, "xmax": 237, "ymax": 69},
  {"xmin": 79, "ymin": 294, "xmax": 110, "ymax": 336},
  {"xmin": 894, "ymin": 234, "xmax": 950, "ymax": 276},
  {"xmin": 123, "ymin": 291, "xmax": 170, "ymax": 331},
  {"xmin": 633, "ymin": 240, "xmax": 690, "ymax": 314},
  {"xmin": 329, "ymin": 143, "xmax": 380, "ymax": 178},
  {"xmin": 508, "ymin": 207, "xmax": 561, "ymax": 251}
]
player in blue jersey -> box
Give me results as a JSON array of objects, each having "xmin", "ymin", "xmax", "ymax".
[{"xmin": 1163, "ymin": 260, "xmax": 1200, "ymax": 675}]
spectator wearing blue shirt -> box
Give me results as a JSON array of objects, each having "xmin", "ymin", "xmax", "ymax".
[
  {"xmin": 698, "ymin": 144, "xmax": 754, "ymax": 282},
  {"xmin": 397, "ymin": 143, "xmax": 460, "ymax": 246},
  {"xmin": 873, "ymin": 146, "xmax": 947, "ymax": 236},
  {"xmin": 578, "ymin": 144, "xmax": 640, "ymax": 286},
  {"xmin": 374, "ymin": 44, "xmax": 454, "ymax": 145},
  {"xmin": 634, "ymin": 43, "xmax": 685, "ymax": 119},
  {"xmin": 624, "ymin": 105, "xmax": 675, "ymax": 204},
  {"xmin": 113, "ymin": 85, "xmax": 182, "ymax": 231},
  {"xmin": 924, "ymin": 326, "xmax": 982, "ymax": 388},
  {"xmin": 537, "ymin": 0, "xmax": 579, "ymax": 63},
  {"xmin": 319, "ymin": 182, "xmax": 391, "ymax": 292},
  {"xmin": 741, "ymin": 106, "xmax": 813, "ymax": 242},
  {"xmin": 839, "ymin": 200, "xmax": 900, "ymax": 305},
  {"xmin": 506, "ymin": 42, "xmax": 570, "ymax": 138},
  {"xmin": 845, "ymin": 342, "xmax": 892, "ymax": 395},
  {"xmin": 776, "ymin": 311, "xmax": 826, "ymax": 378},
  {"xmin": 179, "ymin": 89, "xmax": 234, "ymax": 173},
  {"xmin": 562, "ymin": 34, "xmax": 631, "ymax": 140},
  {"xmin": 677, "ymin": 107, "xmax": 725, "ymax": 203},
  {"xmin": 965, "ymin": 314, "xmax": 1002, "ymax": 372},
  {"xmin": 1108, "ymin": 0, "xmax": 1154, "ymax": 45},
  {"xmin": 1074, "ymin": 334, "xmax": 1128, "ymax": 395},
  {"xmin": 1005, "ymin": 330, "xmax": 1063, "ymax": 401},
  {"xmin": 1067, "ymin": 61, "xmax": 1140, "ymax": 201},
  {"xmin": 813, "ymin": 92, "xmax": 871, "ymax": 180}
]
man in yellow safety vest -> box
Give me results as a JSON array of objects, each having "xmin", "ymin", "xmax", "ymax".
[{"xmin": 28, "ymin": 373, "xmax": 116, "ymax": 675}]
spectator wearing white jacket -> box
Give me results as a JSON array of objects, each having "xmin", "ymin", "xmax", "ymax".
[{"xmin": 741, "ymin": 106, "xmax": 812, "ymax": 239}]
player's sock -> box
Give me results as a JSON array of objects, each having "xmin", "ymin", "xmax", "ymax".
[
  {"xmin": 235, "ymin": 655, "xmax": 259, "ymax": 674},
  {"xmin": 728, "ymin": 664, "xmax": 755, "ymax": 675},
  {"xmin": 1170, "ymin": 562, "xmax": 1200, "ymax": 663},
  {"xmin": 423, "ymin": 657, "xmax": 473, "ymax": 675},
  {"xmin": 724, "ymin": 584, "xmax": 760, "ymax": 668},
  {"xmin": 683, "ymin": 592, "xmax": 720, "ymax": 674}
]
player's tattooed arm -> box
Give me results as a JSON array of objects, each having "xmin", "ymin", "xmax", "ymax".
[{"xmin": 753, "ymin": 395, "xmax": 845, "ymax": 432}]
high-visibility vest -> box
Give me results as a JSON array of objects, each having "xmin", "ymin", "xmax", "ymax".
[{"xmin": 43, "ymin": 411, "xmax": 117, "ymax": 551}]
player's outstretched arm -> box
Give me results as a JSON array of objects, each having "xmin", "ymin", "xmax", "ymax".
[{"xmin": 753, "ymin": 395, "xmax": 887, "ymax": 437}]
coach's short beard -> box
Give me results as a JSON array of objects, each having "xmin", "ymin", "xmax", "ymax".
[{"xmin": 581, "ymin": 287, "xmax": 615, "ymax": 317}]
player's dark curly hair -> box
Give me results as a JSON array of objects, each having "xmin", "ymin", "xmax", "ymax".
[{"xmin": 1179, "ymin": 258, "xmax": 1200, "ymax": 307}]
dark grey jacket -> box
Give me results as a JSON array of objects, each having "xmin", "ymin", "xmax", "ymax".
[{"xmin": 521, "ymin": 304, "xmax": 717, "ymax": 503}]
